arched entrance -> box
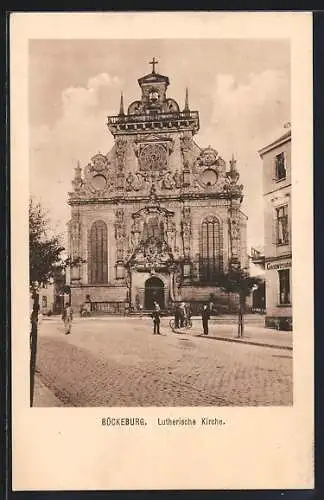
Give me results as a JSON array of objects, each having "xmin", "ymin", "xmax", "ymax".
[{"xmin": 144, "ymin": 277, "xmax": 165, "ymax": 310}]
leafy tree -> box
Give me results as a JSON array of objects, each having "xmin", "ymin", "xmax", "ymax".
[
  {"xmin": 29, "ymin": 199, "xmax": 65, "ymax": 289},
  {"xmin": 29, "ymin": 199, "xmax": 85, "ymax": 290},
  {"xmin": 217, "ymin": 265, "xmax": 262, "ymax": 337},
  {"xmin": 29, "ymin": 199, "xmax": 85, "ymax": 405}
]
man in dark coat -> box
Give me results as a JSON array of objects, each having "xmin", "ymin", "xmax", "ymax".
[
  {"xmin": 152, "ymin": 301, "xmax": 161, "ymax": 335},
  {"xmin": 202, "ymin": 304, "xmax": 210, "ymax": 335},
  {"xmin": 174, "ymin": 304, "xmax": 181, "ymax": 329}
]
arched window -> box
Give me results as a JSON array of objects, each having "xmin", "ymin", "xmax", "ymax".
[
  {"xmin": 199, "ymin": 217, "xmax": 223, "ymax": 283},
  {"xmin": 89, "ymin": 220, "xmax": 108, "ymax": 284}
]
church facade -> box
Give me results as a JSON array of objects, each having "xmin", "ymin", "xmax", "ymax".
[{"xmin": 67, "ymin": 60, "xmax": 248, "ymax": 313}]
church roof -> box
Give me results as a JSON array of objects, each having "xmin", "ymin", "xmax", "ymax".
[{"xmin": 138, "ymin": 72, "xmax": 170, "ymax": 86}]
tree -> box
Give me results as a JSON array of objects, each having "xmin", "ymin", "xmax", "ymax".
[
  {"xmin": 29, "ymin": 199, "xmax": 84, "ymax": 405},
  {"xmin": 29, "ymin": 199, "xmax": 65, "ymax": 288},
  {"xmin": 217, "ymin": 265, "xmax": 262, "ymax": 337}
]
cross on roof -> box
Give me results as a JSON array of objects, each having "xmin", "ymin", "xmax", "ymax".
[{"xmin": 149, "ymin": 57, "xmax": 158, "ymax": 74}]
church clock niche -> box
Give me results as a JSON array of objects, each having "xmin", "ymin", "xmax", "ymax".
[
  {"xmin": 200, "ymin": 169, "xmax": 218, "ymax": 187},
  {"xmin": 139, "ymin": 143, "xmax": 168, "ymax": 173}
]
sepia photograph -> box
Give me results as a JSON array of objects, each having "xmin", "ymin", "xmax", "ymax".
[
  {"xmin": 28, "ymin": 37, "xmax": 293, "ymax": 408},
  {"xmin": 11, "ymin": 12, "xmax": 313, "ymax": 491}
]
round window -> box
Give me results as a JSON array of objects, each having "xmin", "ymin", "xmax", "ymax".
[
  {"xmin": 92, "ymin": 174, "xmax": 107, "ymax": 191},
  {"xmin": 201, "ymin": 169, "xmax": 218, "ymax": 187}
]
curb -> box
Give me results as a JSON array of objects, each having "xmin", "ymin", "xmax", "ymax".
[{"xmin": 194, "ymin": 334, "xmax": 293, "ymax": 351}]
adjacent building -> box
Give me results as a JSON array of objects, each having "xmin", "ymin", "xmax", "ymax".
[
  {"xmin": 67, "ymin": 60, "xmax": 248, "ymax": 313},
  {"xmin": 258, "ymin": 127, "xmax": 292, "ymax": 330}
]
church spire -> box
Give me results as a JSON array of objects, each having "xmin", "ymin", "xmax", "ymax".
[
  {"xmin": 75, "ymin": 160, "xmax": 81, "ymax": 178},
  {"xmin": 184, "ymin": 87, "xmax": 190, "ymax": 112},
  {"xmin": 119, "ymin": 92, "xmax": 125, "ymax": 116}
]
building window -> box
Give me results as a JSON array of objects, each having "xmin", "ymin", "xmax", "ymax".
[
  {"xmin": 89, "ymin": 220, "xmax": 108, "ymax": 284},
  {"xmin": 278, "ymin": 269, "xmax": 290, "ymax": 305},
  {"xmin": 276, "ymin": 205, "xmax": 289, "ymax": 245},
  {"xmin": 199, "ymin": 217, "xmax": 222, "ymax": 283},
  {"xmin": 275, "ymin": 152, "xmax": 286, "ymax": 181}
]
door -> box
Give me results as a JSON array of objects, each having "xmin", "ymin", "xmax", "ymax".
[{"xmin": 144, "ymin": 277, "xmax": 165, "ymax": 310}]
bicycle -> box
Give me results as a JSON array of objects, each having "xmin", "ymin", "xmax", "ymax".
[{"xmin": 169, "ymin": 317, "xmax": 192, "ymax": 332}]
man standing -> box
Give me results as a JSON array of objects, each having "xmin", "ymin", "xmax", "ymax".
[
  {"xmin": 62, "ymin": 302, "xmax": 73, "ymax": 335},
  {"xmin": 152, "ymin": 301, "xmax": 161, "ymax": 335},
  {"xmin": 174, "ymin": 303, "xmax": 181, "ymax": 329},
  {"xmin": 179, "ymin": 301, "xmax": 186, "ymax": 328},
  {"xmin": 202, "ymin": 304, "xmax": 210, "ymax": 335}
]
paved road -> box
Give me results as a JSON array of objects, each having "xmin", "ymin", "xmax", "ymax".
[{"xmin": 35, "ymin": 317, "xmax": 293, "ymax": 407}]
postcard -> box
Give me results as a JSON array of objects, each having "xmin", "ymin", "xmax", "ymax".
[{"xmin": 11, "ymin": 11, "xmax": 313, "ymax": 490}]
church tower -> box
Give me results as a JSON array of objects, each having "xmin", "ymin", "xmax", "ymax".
[{"xmin": 67, "ymin": 59, "xmax": 247, "ymax": 313}]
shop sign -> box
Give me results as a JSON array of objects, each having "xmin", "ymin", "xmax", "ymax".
[{"xmin": 266, "ymin": 260, "xmax": 292, "ymax": 271}]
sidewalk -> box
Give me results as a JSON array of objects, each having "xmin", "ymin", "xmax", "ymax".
[
  {"xmin": 32, "ymin": 373, "xmax": 65, "ymax": 407},
  {"xmin": 179, "ymin": 322, "xmax": 293, "ymax": 350}
]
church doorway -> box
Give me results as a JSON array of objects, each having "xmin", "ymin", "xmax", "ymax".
[{"xmin": 144, "ymin": 277, "xmax": 165, "ymax": 310}]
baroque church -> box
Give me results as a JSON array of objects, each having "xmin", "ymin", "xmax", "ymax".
[{"xmin": 67, "ymin": 59, "xmax": 248, "ymax": 313}]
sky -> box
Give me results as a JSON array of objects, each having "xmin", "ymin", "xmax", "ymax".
[{"xmin": 29, "ymin": 39, "xmax": 290, "ymax": 250}]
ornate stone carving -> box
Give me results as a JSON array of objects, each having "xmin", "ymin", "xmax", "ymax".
[
  {"xmin": 88, "ymin": 153, "xmax": 110, "ymax": 173},
  {"xmin": 195, "ymin": 146, "xmax": 218, "ymax": 168},
  {"xmin": 227, "ymin": 156, "xmax": 240, "ymax": 184},
  {"xmin": 165, "ymin": 218, "xmax": 176, "ymax": 250},
  {"xmin": 72, "ymin": 162, "xmax": 83, "ymax": 193},
  {"xmin": 70, "ymin": 212, "xmax": 82, "ymax": 282},
  {"xmin": 134, "ymin": 139, "xmax": 174, "ymax": 182},
  {"xmin": 173, "ymin": 170, "xmax": 182, "ymax": 189},
  {"xmin": 128, "ymin": 100, "xmax": 145, "ymax": 115},
  {"xmin": 114, "ymin": 208, "xmax": 126, "ymax": 261},
  {"xmin": 229, "ymin": 208, "xmax": 240, "ymax": 261},
  {"xmin": 129, "ymin": 237, "xmax": 173, "ymax": 272},
  {"xmin": 161, "ymin": 171, "xmax": 175, "ymax": 190},
  {"xmin": 223, "ymin": 157, "xmax": 244, "ymax": 200},
  {"xmin": 115, "ymin": 138, "xmax": 127, "ymax": 189},
  {"xmin": 181, "ymin": 206, "xmax": 191, "ymax": 258},
  {"xmin": 180, "ymin": 133, "xmax": 193, "ymax": 187},
  {"xmin": 192, "ymin": 253, "xmax": 200, "ymax": 281},
  {"xmin": 125, "ymin": 172, "xmax": 143, "ymax": 192},
  {"xmin": 130, "ymin": 215, "xmax": 142, "ymax": 251},
  {"xmin": 173, "ymin": 262, "xmax": 183, "ymax": 300},
  {"xmin": 83, "ymin": 154, "xmax": 111, "ymax": 196},
  {"xmin": 116, "ymin": 138, "xmax": 127, "ymax": 164},
  {"xmin": 180, "ymin": 133, "xmax": 193, "ymax": 154}
]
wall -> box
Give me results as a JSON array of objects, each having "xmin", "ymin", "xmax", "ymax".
[{"xmin": 261, "ymin": 135, "xmax": 292, "ymax": 329}]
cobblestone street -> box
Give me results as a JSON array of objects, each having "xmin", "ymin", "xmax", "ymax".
[{"xmin": 34, "ymin": 317, "xmax": 293, "ymax": 407}]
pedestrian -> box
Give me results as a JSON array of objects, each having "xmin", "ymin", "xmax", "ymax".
[
  {"xmin": 62, "ymin": 302, "xmax": 73, "ymax": 335},
  {"xmin": 179, "ymin": 301, "xmax": 186, "ymax": 328},
  {"xmin": 152, "ymin": 301, "xmax": 161, "ymax": 335},
  {"xmin": 174, "ymin": 303, "xmax": 180, "ymax": 329},
  {"xmin": 202, "ymin": 304, "xmax": 210, "ymax": 335},
  {"xmin": 138, "ymin": 303, "xmax": 143, "ymax": 319},
  {"xmin": 186, "ymin": 303, "xmax": 192, "ymax": 326}
]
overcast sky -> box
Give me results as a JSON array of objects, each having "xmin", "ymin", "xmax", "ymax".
[{"xmin": 29, "ymin": 39, "xmax": 290, "ymax": 250}]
